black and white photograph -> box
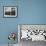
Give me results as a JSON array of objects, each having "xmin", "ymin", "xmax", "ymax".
[
  {"xmin": 18, "ymin": 25, "xmax": 46, "ymax": 46},
  {"xmin": 3, "ymin": 6, "xmax": 17, "ymax": 17}
]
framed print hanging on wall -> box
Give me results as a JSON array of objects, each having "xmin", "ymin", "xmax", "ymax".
[{"xmin": 3, "ymin": 6, "xmax": 17, "ymax": 18}]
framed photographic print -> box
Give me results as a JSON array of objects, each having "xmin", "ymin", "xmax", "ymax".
[
  {"xmin": 18, "ymin": 24, "xmax": 46, "ymax": 42},
  {"xmin": 3, "ymin": 6, "xmax": 17, "ymax": 18}
]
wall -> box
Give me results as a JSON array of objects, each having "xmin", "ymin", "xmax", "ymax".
[
  {"xmin": 0, "ymin": 0, "xmax": 46, "ymax": 44},
  {"xmin": 0, "ymin": 0, "xmax": 18, "ymax": 44},
  {"xmin": 18, "ymin": 0, "xmax": 46, "ymax": 24}
]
